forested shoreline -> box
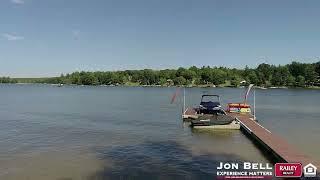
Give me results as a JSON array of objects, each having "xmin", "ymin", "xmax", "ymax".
[{"xmin": 1, "ymin": 61, "xmax": 320, "ymax": 88}]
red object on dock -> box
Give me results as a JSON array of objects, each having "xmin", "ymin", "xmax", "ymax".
[
  {"xmin": 227, "ymin": 103, "xmax": 251, "ymax": 113},
  {"xmin": 227, "ymin": 103, "xmax": 251, "ymax": 108}
]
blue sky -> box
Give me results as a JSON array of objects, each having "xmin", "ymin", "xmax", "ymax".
[{"xmin": 1, "ymin": 0, "xmax": 320, "ymax": 77}]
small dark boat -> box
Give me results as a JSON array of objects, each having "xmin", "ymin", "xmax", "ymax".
[
  {"xmin": 182, "ymin": 94, "xmax": 240, "ymax": 129},
  {"xmin": 197, "ymin": 95, "xmax": 222, "ymax": 114}
]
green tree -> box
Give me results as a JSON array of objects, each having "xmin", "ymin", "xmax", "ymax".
[
  {"xmin": 315, "ymin": 61, "xmax": 320, "ymax": 75},
  {"xmin": 140, "ymin": 69, "xmax": 158, "ymax": 85},
  {"xmin": 80, "ymin": 72, "xmax": 97, "ymax": 85},
  {"xmin": 230, "ymin": 75, "xmax": 241, "ymax": 87},
  {"xmin": 159, "ymin": 78, "xmax": 167, "ymax": 85},
  {"xmin": 287, "ymin": 75, "xmax": 295, "ymax": 86},
  {"xmin": 70, "ymin": 72, "xmax": 81, "ymax": 85},
  {"xmin": 304, "ymin": 65, "xmax": 318, "ymax": 85},
  {"xmin": 210, "ymin": 69, "xmax": 226, "ymax": 85},
  {"xmin": 200, "ymin": 66, "xmax": 211, "ymax": 84},
  {"xmin": 296, "ymin": 75, "xmax": 305, "ymax": 87},
  {"xmin": 271, "ymin": 66, "xmax": 290, "ymax": 86},
  {"xmin": 173, "ymin": 76, "xmax": 186, "ymax": 85},
  {"xmin": 0, "ymin": 77, "xmax": 10, "ymax": 83},
  {"xmin": 111, "ymin": 72, "xmax": 123, "ymax": 84},
  {"xmin": 3, "ymin": 60, "xmax": 320, "ymax": 88},
  {"xmin": 247, "ymin": 71, "xmax": 259, "ymax": 85},
  {"xmin": 189, "ymin": 66, "xmax": 199, "ymax": 76},
  {"xmin": 181, "ymin": 69, "xmax": 196, "ymax": 82},
  {"xmin": 243, "ymin": 65, "xmax": 250, "ymax": 77},
  {"xmin": 288, "ymin": 61, "xmax": 306, "ymax": 77},
  {"xmin": 256, "ymin": 63, "xmax": 272, "ymax": 85},
  {"xmin": 100, "ymin": 72, "xmax": 112, "ymax": 85}
]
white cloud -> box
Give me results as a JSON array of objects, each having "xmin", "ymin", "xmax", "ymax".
[
  {"xmin": 11, "ymin": 0, "xmax": 25, "ymax": 4},
  {"xmin": 1, "ymin": 33, "xmax": 24, "ymax": 41}
]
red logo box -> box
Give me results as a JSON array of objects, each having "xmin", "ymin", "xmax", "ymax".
[{"xmin": 275, "ymin": 163, "xmax": 302, "ymax": 178}]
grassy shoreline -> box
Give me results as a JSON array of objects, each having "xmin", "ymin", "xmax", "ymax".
[{"xmin": 3, "ymin": 81, "xmax": 320, "ymax": 90}]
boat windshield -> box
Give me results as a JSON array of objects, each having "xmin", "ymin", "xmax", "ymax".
[{"xmin": 201, "ymin": 95, "xmax": 220, "ymax": 103}]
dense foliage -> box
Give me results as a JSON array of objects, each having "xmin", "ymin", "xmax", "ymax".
[
  {"xmin": 0, "ymin": 77, "xmax": 18, "ymax": 83},
  {"xmin": 2, "ymin": 61, "xmax": 320, "ymax": 87}
]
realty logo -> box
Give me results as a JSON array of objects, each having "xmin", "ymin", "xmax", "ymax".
[
  {"xmin": 274, "ymin": 163, "xmax": 302, "ymax": 178},
  {"xmin": 303, "ymin": 163, "xmax": 317, "ymax": 177}
]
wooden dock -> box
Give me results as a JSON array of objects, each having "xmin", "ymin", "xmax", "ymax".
[
  {"xmin": 227, "ymin": 112, "xmax": 320, "ymax": 172},
  {"xmin": 183, "ymin": 108, "xmax": 319, "ymax": 173}
]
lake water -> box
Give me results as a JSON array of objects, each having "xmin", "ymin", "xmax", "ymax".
[{"xmin": 0, "ymin": 84, "xmax": 319, "ymax": 180}]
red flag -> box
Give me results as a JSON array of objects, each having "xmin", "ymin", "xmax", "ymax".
[{"xmin": 170, "ymin": 88, "xmax": 180, "ymax": 104}]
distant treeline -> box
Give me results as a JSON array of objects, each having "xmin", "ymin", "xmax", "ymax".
[
  {"xmin": 2, "ymin": 61, "xmax": 320, "ymax": 87},
  {"xmin": 0, "ymin": 77, "xmax": 18, "ymax": 83}
]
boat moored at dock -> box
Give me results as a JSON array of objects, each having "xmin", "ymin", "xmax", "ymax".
[{"xmin": 183, "ymin": 94, "xmax": 241, "ymax": 130}]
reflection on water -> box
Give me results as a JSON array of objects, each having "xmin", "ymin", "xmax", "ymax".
[
  {"xmin": 0, "ymin": 84, "xmax": 318, "ymax": 179},
  {"xmin": 191, "ymin": 128, "xmax": 239, "ymax": 137},
  {"xmin": 0, "ymin": 149, "xmax": 106, "ymax": 180},
  {"xmin": 187, "ymin": 130, "xmax": 270, "ymax": 163},
  {"xmin": 90, "ymin": 141, "xmax": 246, "ymax": 180}
]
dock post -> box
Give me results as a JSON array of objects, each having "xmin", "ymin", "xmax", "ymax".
[
  {"xmin": 183, "ymin": 88, "xmax": 186, "ymax": 113},
  {"xmin": 253, "ymin": 86, "xmax": 256, "ymax": 120}
]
